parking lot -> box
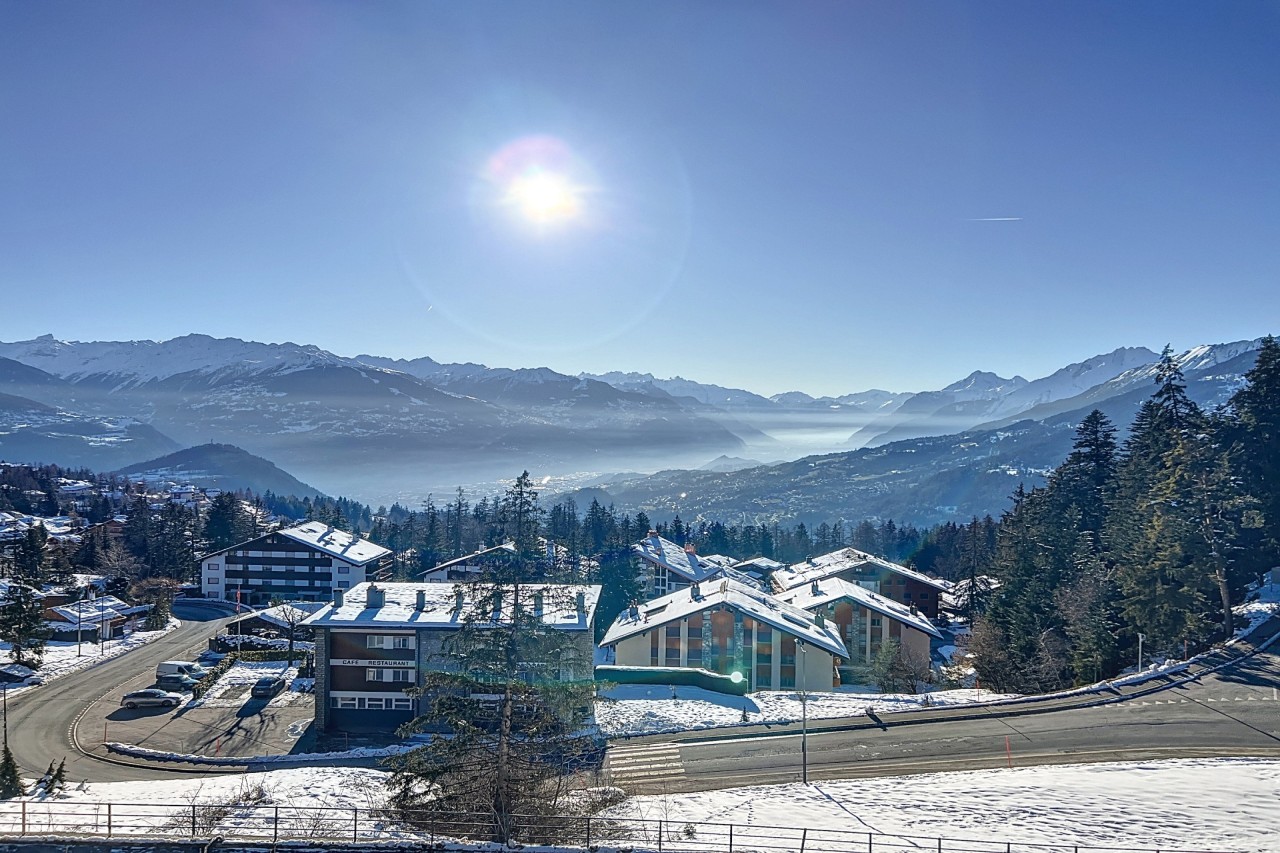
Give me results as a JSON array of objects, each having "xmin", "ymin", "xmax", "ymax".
[{"xmin": 80, "ymin": 656, "xmax": 318, "ymax": 762}]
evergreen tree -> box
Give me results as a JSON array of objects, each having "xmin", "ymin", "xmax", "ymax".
[
  {"xmin": 202, "ymin": 492, "xmax": 256, "ymax": 552},
  {"xmin": 1229, "ymin": 335, "xmax": 1280, "ymax": 573},
  {"xmin": 0, "ymin": 582, "xmax": 51, "ymax": 668},
  {"xmin": 12, "ymin": 525, "xmax": 47, "ymax": 583},
  {"xmin": 0, "ymin": 744, "xmax": 23, "ymax": 800},
  {"xmin": 386, "ymin": 564, "xmax": 596, "ymax": 843}
]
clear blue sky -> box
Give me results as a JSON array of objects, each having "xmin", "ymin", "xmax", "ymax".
[{"xmin": 2, "ymin": 1, "xmax": 1277, "ymax": 397}]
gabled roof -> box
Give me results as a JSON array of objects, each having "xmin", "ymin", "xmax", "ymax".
[
  {"xmin": 278, "ymin": 522, "xmax": 391, "ymax": 566},
  {"xmin": 772, "ymin": 547, "xmax": 950, "ymax": 593},
  {"xmin": 301, "ymin": 581, "xmax": 600, "ymax": 631},
  {"xmin": 417, "ymin": 542, "xmax": 518, "ymax": 576},
  {"xmin": 774, "ymin": 577, "xmax": 942, "ymax": 639},
  {"xmin": 601, "ymin": 577, "xmax": 848, "ymax": 658},
  {"xmin": 48, "ymin": 595, "xmax": 149, "ymax": 624},
  {"xmin": 204, "ymin": 522, "xmax": 391, "ymax": 565},
  {"xmin": 632, "ymin": 535, "xmax": 767, "ymax": 590},
  {"xmin": 633, "ymin": 534, "xmax": 716, "ymax": 583}
]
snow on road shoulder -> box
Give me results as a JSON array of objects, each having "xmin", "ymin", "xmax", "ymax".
[
  {"xmin": 594, "ymin": 684, "xmax": 1018, "ymax": 738},
  {"xmin": 605, "ymin": 757, "xmax": 1280, "ymax": 853},
  {"xmin": 0, "ymin": 618, "xmax": 179, "ymax": 698}
]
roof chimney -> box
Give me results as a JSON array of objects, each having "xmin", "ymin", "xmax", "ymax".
[
  {"xmin": 684, "ymin": 542, "xmax": 697, "ymax": 554},
  {"xmin": 575, "ymin": 590, "xmax": 586, "ymax": 615},
  {"xmin": 690, "ymin": 583, "xmax": 701, "ymax": 601},
  {"xmin": 815, "ymin": 610, "xmax": 826, "ymax": 627},
  {"xmin": 811, "ymin": 579, "xmax": 820, "ymax": 596},
  {"xmin": 415, "ymin": 589, "xmax": 427, "ymax": 611},
  {"xmin": 332, "ymin": 588, "xmax": 345, "ymax": 608},
  {"xmin": 365, "ymin": 584, "xmax": 384, "ymax": 610},
  {"xmin": 533, "ymin": 590, "xmax": 545, "ymax": 617},
  {"xmin": 453, "ymin": 587, "xmax": 465, "ymax": 613}
]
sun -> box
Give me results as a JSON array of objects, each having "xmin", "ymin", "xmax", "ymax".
[{"xmin": 504, "ymin": 168, "xmax": 583, "ymax": 225}]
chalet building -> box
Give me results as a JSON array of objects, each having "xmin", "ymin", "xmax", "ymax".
[
  {"xmin": 302, "ymin": 580, "xmax": 601, "ymax": 733},
  {"xmin": 633, "ymin": 532, "xmax": 765, "ymax": 599},
  {"xmin": 44, "ymin": 594, "xmax": 150, "ymax": 641},
  {"xmin": 417, "ymin": 542, "xmax": 518, "ymax": 581},
  {"xmin": 774, "ymin": 577, "xmax": 942, "ymax": 684},
  {"xmin": 201, "ymin": 522, "xmax": 392, "ymax": 607},
  {"xmin": 771, "ymin": 548, "xmax": 950, "ymax": 620},
  {"xmin": 601, "ymin": 577, "xmax": 847, "ymax": 691}
]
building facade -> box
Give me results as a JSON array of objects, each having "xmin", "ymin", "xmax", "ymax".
[
  {"xmin": 602, "ymin": 578, "xmax": 847, "ymax": 691},
  {"xmin": 304, "ymin": 580, "xmax": 601, "ymax": 733},
  {"xmin": 201, "ymin": 522, "xmax": 392, "ymax": 607},
  {"xmin": 771, "ymin": 548, "xmax": 949, "ymax": 620}
]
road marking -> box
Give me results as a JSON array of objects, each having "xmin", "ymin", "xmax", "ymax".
[{"xmin": 607, "ymin": 744, "xmax": 685, "ymax": 785}]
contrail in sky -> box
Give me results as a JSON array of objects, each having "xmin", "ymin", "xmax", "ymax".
[{"xmin": 968, "ymin": 217, "xmax": 1023, "ymax": 221}]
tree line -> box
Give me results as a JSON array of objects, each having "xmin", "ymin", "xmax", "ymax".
[{"xmin": 969, "ymin": 339, "xmax": 1279, "ymax": 692}]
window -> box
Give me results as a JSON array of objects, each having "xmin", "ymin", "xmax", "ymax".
[
  {"xmin": 366, "ymin": 668, "xmax": 414, "ymax": 682},
  {"xmin": 365, "ymin": 697, "xmax": 385, "ymax": 710},
  {"xmin": 207, "ymin": 578, "xmax": 218, "ymax": 585},
  {"xmin": 392, "ymin": 697, "xmax": 414, "ymax": 710},
  {"xmin": 338, "ymin": 565, "xmax": 350, "ymax": 574},
  {"xmin": 333, "ymin": 696, "xmax": 358, "ymax": 709},
  {"xmin": 665, "ymin": 623, "xmax": 681, "ymax": 666},
  {"xmin": 337, "ymin": 580, "xmax": 349, "ymax": 588},
  {"xmin": 393, "ymin": 636, "xmax": 413, "ymax": 649}
]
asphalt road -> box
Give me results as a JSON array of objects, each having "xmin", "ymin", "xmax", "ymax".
[
  {"xmin": 3, "ymin": 601, "xmax": 236, "ymax": 783},
  {"xmin": 607, "ymin": 638, "xmax": 1280, "ymax": 793}
]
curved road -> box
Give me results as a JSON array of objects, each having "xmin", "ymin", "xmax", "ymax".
[
  {"xmin": 608, "ymin": 634, "xmax": 1280, "ymax": 793},
  {"xmin": 4, "ymin": 602, "xmax": 236, "ymax": 782}
]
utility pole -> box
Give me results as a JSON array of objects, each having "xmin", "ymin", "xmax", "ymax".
[{"xmin": 799, "ymin": 640, "xmax": 808, "ymax": 785}]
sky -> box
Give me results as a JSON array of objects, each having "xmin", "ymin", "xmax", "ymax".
[{"xmin": 1, "ymin": 1, "xmax": 1277, "ymax": 397}]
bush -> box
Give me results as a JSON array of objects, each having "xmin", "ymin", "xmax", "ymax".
[{"xmin": 191, "ymin": 654, "xmax": 239, "ymax": 700}]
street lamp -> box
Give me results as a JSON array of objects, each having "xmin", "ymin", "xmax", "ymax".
[
  {"xmin": 1137, "ymin": 633, "xmax": 1146, "ymax": 672},
  {"xmin": 799, "ymin": 639, "xmax": 809, "ymax": 785}
]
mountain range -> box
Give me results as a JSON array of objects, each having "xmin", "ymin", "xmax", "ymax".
[{"xmin": 0, "ymin": 333, "xmax": 1265, "ymax": 521}]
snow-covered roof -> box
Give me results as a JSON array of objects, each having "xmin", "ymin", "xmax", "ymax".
[
  {"xmin": 48, "ymin": 595, "xmax": 149, "ymax": 624},
  {"xmin": 301, "ymin": 581, "xmax": 600, "ymax": 631},
  {"xmin": 732, "ymin": 557, "xmax": 785, "ymax": 574},
  {"xmin": 633, "ymin": 534, "xmax": 717, "ymax": 583},
  {"xmin": 236, "ymin": 600, "xmax": 326, "ymax": 628},
  {"xmin": 277, "ymin": 522, "xmax": 391, "ymax": 566},
  {"xmin": 417, "ymin": 542, "xmax": 518, "ymax": 576},
  {"xmin": 772, "ymin": 548, "xmax": 950, "ymax": 593},
  {"xmin": 601, "ymin": 577, "xmax": 848, "ymax": 658},
  {"xmin": 774, "ymin": 577, "xmax": 942, "ymax": 639}
]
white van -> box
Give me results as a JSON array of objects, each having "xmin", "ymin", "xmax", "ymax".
[{"xmin": 155, "ymin": 660, "xmax": 208, "ymax": 680}]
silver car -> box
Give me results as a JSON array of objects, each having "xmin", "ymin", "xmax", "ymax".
[{"xmin": 120, "ymin": 688, "xmax": 183, "ymax": 709}]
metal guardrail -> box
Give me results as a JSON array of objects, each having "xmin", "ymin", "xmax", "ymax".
[{"xmin": 0, "ymin": 801, "xmax": 1236, "ymax": 853}]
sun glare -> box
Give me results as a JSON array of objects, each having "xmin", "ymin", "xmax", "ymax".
[
  {"xmin": 481, "ymin": 136, "xmax": 594, "ymax": 231},
  {"xmin": 505, "ymin": 169, "xmax": 582, "ymax": 224}
]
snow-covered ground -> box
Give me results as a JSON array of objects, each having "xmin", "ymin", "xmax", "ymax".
[
  {"xmin": 0, "ymin": 617, "xmax": 179, "ymax": 698},
  {"xmin": 189, "ymin": 659, "xmax": 308, "ymax": 708},
  {"xmin": 595, "ymin": 684, "xmax": 1017, "ymax": 738},
  {"xmin": 605, "ymin": 757, "xmax": 1279, "ymax": 853},
  {"xmin": 1, "ymin": 759, "xmax": 1272, "ymax": 852}
]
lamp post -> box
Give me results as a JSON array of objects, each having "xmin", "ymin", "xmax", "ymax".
[
  {"xmin": 799, "ymin": 639, "xmax": 808, "ymax": 785},
  {"xmin": 1137, "ymin": 633, "xmax": 1146, "ymax": 672}
]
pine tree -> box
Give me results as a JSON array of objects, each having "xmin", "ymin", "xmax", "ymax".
[
  {"xmin": 49, "ymin": 758, "xmax": 67, "ymax": 793},
  {"xmin": 386, "ymin": 563, "xmax": 596, "ymax": 843},
  {"xmin": 0, "ymin": 582, "xmax": 51, "ymax": 668},
  {"xmin": 0, "ymin": 744, "xmax": 23, "ymax": 799},
  {"xmin": 1229, "ymin": 335, "xmax": 1280, "ymax": 572}
]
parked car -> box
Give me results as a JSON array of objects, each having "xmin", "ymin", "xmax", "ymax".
[
  {"xmin": 197, "ymin": 650, "xmax": 227, "ymax": 665},
  {"xmin": 121, "ymin": 689, "xmax": 183, "ymax": 709},
  {"xmin": 250, "ymin": 676, "xmax": 286, "ymax": 699},
  {"xmin": 155, "ymin": 674, "xmax": 199, "ymax": 691},
  {"xmin": 156, "ymin": 660, "xmax": 208, "ymax": 680}
]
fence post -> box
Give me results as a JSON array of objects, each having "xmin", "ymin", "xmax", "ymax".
[
  {"xmin": 585, "ymin": 814, "xmax": 591, "ymax": 848},
  {"xmin": 800, "ymin": 828, "xmax": 807, "ymax": 853},
  {"xmin": 868, "ymin": 831, "xmax": 873, "ymax": 853},
  {"xmin": 658, "ymin": 819, "xmax": 663, "ymax": 853},
  {"xmin": 937, "ymin": 838, "xmax": 942, "ymax": 853},
  {"xmin": 191, "ymin": 802, "xmax": 197, "ymax": 837},
  {"xmin": 729, "ymin": 823, "xmax": 734, "ymax": 853},
  {"xmin": 107, "ymin": 802, "xmax": 112, "ymax": 837},
  {"xmin": 274, "ymin": 805, "xmax": 280, "ymax": 844},
  {"xmin": 20, "ymin": 800, "xmax": 25, "ymax": 835},
  {"xmin": 353, "ymin": 807, "xmax": 359, "ymax": 843}
]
